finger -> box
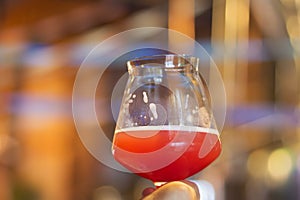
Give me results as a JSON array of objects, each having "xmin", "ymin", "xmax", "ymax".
[
  {"xmin": 142, "ymin": 181, "xmax": 198, "ymax": 200},
  {"xmin": 182, "ymin": 180, "xmax": 200, "ymax": 199}
]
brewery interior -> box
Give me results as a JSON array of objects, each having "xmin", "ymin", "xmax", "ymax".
[{"xmin": 0, "ymin": 0, "xmax": 299, "ymax": 199}]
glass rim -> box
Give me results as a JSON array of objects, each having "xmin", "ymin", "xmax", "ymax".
[{"xmin": 127, "ymin": 54, "xmax": 200, "ymax": 70}]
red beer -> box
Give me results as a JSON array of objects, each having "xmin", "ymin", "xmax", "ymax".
[{"xmin": 113, "ymin": 125, "xmax": 221, "ymax": 182}]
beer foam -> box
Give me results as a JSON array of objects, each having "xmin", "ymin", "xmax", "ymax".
[{"xmin": 115, "ymin": 125, "xmax": 219, "ymax": 136}]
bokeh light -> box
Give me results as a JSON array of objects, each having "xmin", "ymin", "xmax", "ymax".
[{"xmin": 267, "ymin": 148, "xmax": 293, "ymax": 183}]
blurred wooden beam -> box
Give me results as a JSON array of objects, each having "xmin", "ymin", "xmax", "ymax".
[
  {"xmin": 1, "ymin": 1, "xmax": 129, "ymax": 43},
  {"xmin": 168, "ymin": 0, "xmax": 195, "ymax": 53},
  {"xmin": 168, "ymin": 0, "xmax": 195, "ymax": 38},
  {"xmin": 211, "ymin": 0, "xmax": 250, "ymax": 105}
]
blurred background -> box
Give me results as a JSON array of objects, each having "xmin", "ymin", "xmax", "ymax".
[{"xmin": 0, "ymin": 0, "xmax": 300, "ymax": 199}]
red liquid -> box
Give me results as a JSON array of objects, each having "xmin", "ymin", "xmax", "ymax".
[{"xmin": 112, "ymin": 126, "xmax": 221, "ymax": 182}]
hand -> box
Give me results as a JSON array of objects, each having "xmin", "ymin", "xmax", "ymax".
[{"xmin": 141, "ymin": 181, "xmax": 200, "ymax": 200}]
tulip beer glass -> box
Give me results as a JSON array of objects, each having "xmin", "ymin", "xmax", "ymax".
[{"xmin": 112, "ymin": 54, "xmax": 221, "ymax": 186}]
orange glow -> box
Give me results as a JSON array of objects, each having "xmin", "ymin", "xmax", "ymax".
[{"xmin": 168, "ymin": 0, "xmax": 195, "ymax": 39}]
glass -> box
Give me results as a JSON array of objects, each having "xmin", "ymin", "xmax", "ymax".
[{"xmin": 112, "ymin": 54, "xmax": 221, "ymax": 187}]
